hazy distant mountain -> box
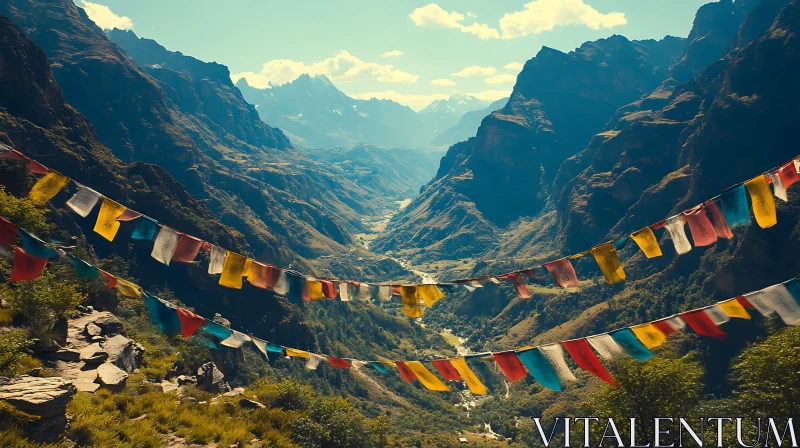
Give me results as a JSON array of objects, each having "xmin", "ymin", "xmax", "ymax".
[
  {"xmin": 431, "ymin": 97, "xmax": 509, "ymax": 147},
  {"xmin": 419, "ymin": 94, "xmax": 489, "ymax": 141}
]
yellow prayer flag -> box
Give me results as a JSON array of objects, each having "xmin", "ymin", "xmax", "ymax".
[
  {"xmin": 306, "ymin": 280, "xmax": 325, "ymax": 301},
  {"xmin": 631, "ymin": 323, "xmax": 667, "ymax": 348},
  {"xmin": 630, "ymin": 228, "xmax": 663, "ymax": 258},
  {"xmin": 399, "ymin": 286, "xmax": 422, "ymax": 318},
  {"xmin": 449, "ymin": 357, "xmax": 487, "ymax": 395},
  {"xmin": 416, "ymin": 284, "xmax": 444, "ymax": 308},
  {"xmin": 115, "ymin": 278, "xmax": 142, "ymax": 298},
  {"xmin": 219, "ymin": 252, "xmax": 247, "ymax": 289},
  {"xmin": 93, "ymin": 197, "xmax": 127, "ymax": 241},
  {"xmin": 570, "ymin": 250, "xmax": 590, "ymax": 260},
  {"xmin": 285, "ymin": 348, "xmax": 310, "ymax": 358},
  {"xmin": 404, "ymin": 361, "xmax": 450, "ymax": 391},
  {"xmin": 591, "ymin": 242, "xmax": 626, "ymax": 284},
  {"xmin": 744, "ymin": 175, "xmax": 777, "ymax": 229},
  {"xmin": 718, "ymin": 298, "xmax": 751, "ymax": 320},
  {"xmin": 242, "ymin": 259, "xmax": 253, "ymax": 278},
  {"xmin": 29, "ymin": 171, "xmax": 69, "ymax": 205}
]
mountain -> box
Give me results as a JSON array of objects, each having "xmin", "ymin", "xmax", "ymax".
[
  {"xmin": 236, "ymin": 75, "xmax": 434, "ymax": 148},
  {"xmin": 374, "ymin": 34, "xmax": 686, "ymax": 261},
  {"xmin": 419, "ymin": 94, "xmax": 489, "ymax": 143},
  {"xmin": 431, "ymin": 97, "xmax": 509, "ymax": 147}
]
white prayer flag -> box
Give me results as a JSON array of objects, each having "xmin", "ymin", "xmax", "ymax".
[
  {"xmin": 66, "ymin": 185, "xmax": 102, "ymax": 218},
  {"xmin": 538, "ymin": 344, "xmax": 577, "ymax": 382},
  {"xmin": 151, "ymin": 226, "xmax": 179, "ymax": 266},
  {"xmin": 208, "ymin": 245, "xmax": 226, "ymax": 275},
  {"xmin": 703, "ymin": 305, "xmax": 731, "ymax": 326},
  {"xmin": 220, "ymin": 330, "xmax": 251, "ymax": 349},
  {"xmin": 665, "ymin": 215, "xmax": 692, "ymax": 255},
  {"xmin": 745, "ymin": 285, "xmax": 800, "ymax": 325},
  {"xmin": 769, "ymin": 172, "xmax": 788, "ymax": 202},
  {"xmin": 305, "ymin": 353, "xmax": 326, "ymax": 370},
  {"xmin": 586, "ymin": 334, "xmax": 624, "ymax": 360}
]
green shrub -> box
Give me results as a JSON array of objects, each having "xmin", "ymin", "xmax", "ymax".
[
  {"xmin": 0, "ymin": 329, "xmax": 34, "ymax": 377},
  {"xmin": 1, "ymin": 271, "xmax": 85, "ymax": 338},
  {"xmin": 0, "ymin": 185, "xmax": 49, "ymax": 235}
]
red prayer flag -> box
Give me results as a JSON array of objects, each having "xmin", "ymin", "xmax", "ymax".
[
  {"xmin": 431, "ymin": 359, "xmax": 462, "ymax": 381},
  {"xmin": 395, "ymin": 361, "xmax": 417, "ymax": 382},
  {"xmin": 652, "ymin": 320, "xmax": 679, "ymax": 336},
  {"xmin": 327, "ymin": 356, "xmax": 351, "ymax": 368},
  {"xmin": 544, "ymin": 258, "xmax": 580, "ymax": 288},
  {"xmin": 11, "ymin": 247, "xmax": 48, "ymax": 282},
  {"xmin": 651, "ymin": 220, "xmax": 666, "ymax": 230},
  {"xmin": 499, "ymin": 272, "xmax": 532, "ymax": 299},
  {"xmin": 390, "ymin": 285, "xmax": 401, "ymax": 296},
  {"xmin": 704, "ymin": 200, "xmax": 733, "ymax": 239},
  {"xmin": 115, "ymin": 209, "xmax": 143, "ymax": 222},
  {"xmin": 0, "ymin": 217, "xmax": 18, "ymax": 246},
  {"xmin": 98, "ymin": 269, "xmax": 118, "ymax": 289},
  {"xmin": 176, "ymin": 308, "xmax": 205, "ymax": 338},
  {"xmin": 321, "ymin": 280, "xmax": 337, "ymax": 299},
  {"xmin": 264, "ymin": 265, "xmax": 282, "ymax": 289},
  {"xmin": 171, "ymin": 234, "xmax": 203, "ymax": 263},
  {"xmin": 492, "ymin": 351, "xmax": 528, "ymax": 382},
  {"xmin": 683, "ymin": 206, "xmax": 718, "ymax": 247},
  {"xmin": 681, "ymin": 310, "xmax": 726, "ymax": 339},
  {"xmin": 3, "ymin": 149, "xmax": 49, "ymax": 174},
  {"xmin": 778, "ymin": 161, "xmax": 800, "ymax": 189},
  {"xmin": 735, "ymin": 295, "xmax": 754, "ymax": 309},
  {"xmin": 562, "ymin": 339, "xmax": 617, "ymax": 387}
]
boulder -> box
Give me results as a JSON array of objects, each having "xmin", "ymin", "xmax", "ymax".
[
  {"xmin": 239, "ymin": 398, "xmax": 265, "ymax": 409},
  {"xmin": 45, "ymin": 349, "xmax": 80, "ymax": 362},
  {"xmin": 79, "ymin": 343, "xmax": 108, "ymax": 364},
  {"xmin": 176, "ymin": 375, "xmax": 196, "ymax": 386},
  {"xmin": 0, "ymin": 376, "xmax": 75, "ymax": 418},
  {"xmin": 96, "ymin": 363, "xmax": 128, "ymax": 392},
  {"xmin": 51, "ymin": 317, "xmax": 68, "ymax": 346},
  {"xmin": 84, "ymin": 322, "xmax": 102, "ymax": 337},
  {"xmin": 196, "ymin": 362, "xmax": 229, "ymax": 393},
  {"xmin": 89, "ymin": 312, "xmax": 124, "ymax": 336},
  {"xmin": 222, "ymin": 387, "xmax": 244, "ymax": 398},
  {"xmin": 159, "ymin": 381, "xmax": 179, "ymax": 393},
  {"xmin": 31, "ymin": 338, "xmax": 61, "ymax": 354},
  {"xmin": 89, "ymin": 335, "xmax": 105, "ymax": 343},
  {"xmin": 103, "ymin": 335, "xmax": 143, "ymax": 372}
]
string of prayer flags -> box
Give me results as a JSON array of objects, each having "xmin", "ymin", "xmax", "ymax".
[
  {"xmin": 431, "ymin": 359, "xmax": 462, "ymax": 381},
  {"xmin": 176, "ymin": 308, "xmax": 205, "ymax": 338},
  {"xmin": 630, "ymin": 227, "xmax": 662, "ymax": 259},
  {"xmin": 591, "ymin": 242, "xmax": 626, "ymax": 284},
  {"xmin": 448, "ymin": 357, "xmax": 487, "ymax": 395},
  {"xmin": 172, "ymin": 234, "xmax": 203, "ymax": 263},
  {"xmin": 652, "ymin": 316, "xmax": 686, "ymax": 337},
  {"xmin": 745, "ymin": 283, "xmax": 800, "ymax": 326},
  {"xmin": 395, "ymin": 361, "xmax": 417, "ymax": 382},
  {"xmin": 681, "ymin": 309, "xmax": 726, "ymax": 338},
  {"xmin": 562, "ymin": 339, "xmax": 617, "ymax": 387},
  {"xmin": 683, "ymin": 206, "xmax": 718, "ymax": 247},
  {"xmin": 664, "ymin": 215, "xmax": 692, "ymax": 255},
  {"xmin": 0, "ymin": 216, "xmax": 18, "ymax": 246},
  {"xmin": 537, "ymin": 344, "xmax": 578, "ymax": 384},
  {"xmin": 516, "ymin": 347, "xmax": 563, "ymax": 391},
  {"xmin": 404, "ymin": 361, "xmax": 450, "ymax": 391},
  {"xmin": 1, "ymin": 149, "xmax": 48, "ymax": 174},
  {"xmin": 610, "ymin": 329, "xmax": 653, "ymax": 361},
  {"xmin": 10, "ymin": 247, "xmax": 48, "ymax": 282},
  {"xmin": 544, "ymin": 258, "xmax": 580, "ymax": 288},
  {"xmin": 151, "ymin": 226, "xmax": 180, "ymax": 266},
  {"xmin": 586, "ymin": 334, "xmax": 624, "ymax": 360},
  {"xmin": 703, "ymin": 200, "xmax": 734, "ymax": 239},
  {"xmin": 93, "ymin": 197, "xmax": 127, "ymax": 242},
  {"xmin": 744, "ymin": 175, "xmax": 777, "ymax": 229},
  {"xmin": 630, "ymin": 323, "xmax": 667, "ymax": 348},
  {"xmin": 131, "ymin": 216, "xmax": 159, "ymax": 241},
  {"xmin": 28, "ymin": 171, "xmax": 69, "ymax": 206},
  {"xmin": 718, "ymin": 184, "xmax": 751, "ymax": 228},
  {"xmin": 219, "ymin": 251, "xmax": 248, "ymax": 289},
  {"xmin": 66, "ymin": 185, "xmax": 101, "ymax": 218},
  {"xmin": 492, "ymin": 351, "xmax": 527, "ymax": 382}
]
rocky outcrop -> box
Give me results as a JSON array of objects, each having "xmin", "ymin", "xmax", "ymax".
[
  {"xmin": 103, "ymin": 335, "xmax": 144, "ymax": 373},
  {"xmin": 196, "ymin": 362, "xmax": 230, "ymax": 393},
  {"xmin": 0, "ymin": 376, "xmax": 75, "ymax": 441},
  {"xmin": 96, "ymin": 363, "xmax": 128, "ymax": 392}
]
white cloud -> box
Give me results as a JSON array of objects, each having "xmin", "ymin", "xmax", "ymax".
[
  {"xmin": 484, "ymin": 73, "xmax": 517, "ymax": 84},
  {"xmin": 451, "ymin": 65, "xmax": 496, "ymax": 77},
  {"xmin": 467, "ymin": 12, "xmax": 477, "ymax": 18},
  {"xmin": 431, "ymin": 78, "xmax": 456, "ymax": 86},
  {"xmin": 499, "ymin": 0, "xmax": 627, "ymax": 39},
  {"xmin": 80, "ymin": 1, "xmax": 133, "ymax": 30},
  {"xmin": 354, "ymin": 89, "xmax": 511, "ymax": 111},
  {"xmin": 231, "ymin": 50, "xmax": 419, "ymax": 88},
  {"xmin": 382, "ymin": 50, "xmax": 404, "ymax": 58},
  {"xmin": 409, "ymin": 3, "xmax": 499, "ymax": 40},
  {"xmin": 504, "ymin": 62, "xmax": 524, "ymax": 71}
]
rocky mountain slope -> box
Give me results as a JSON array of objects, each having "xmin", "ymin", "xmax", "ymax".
[{"xmin": 431, "ymin": 97, "xmax": 509, "ymax": 147}]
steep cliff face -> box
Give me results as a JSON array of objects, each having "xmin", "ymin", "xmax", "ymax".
[{"xmin": 374, "ymin": 35, "xmax": 685, "ymax": 260}]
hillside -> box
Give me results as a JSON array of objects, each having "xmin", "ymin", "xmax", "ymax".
[{"xmin": 431, "ymin": 97, "xmax": 509, "ymax": 147}]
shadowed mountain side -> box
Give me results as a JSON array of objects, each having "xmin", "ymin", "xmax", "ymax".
[{"xmin": 431, "ymin": 97, "xmax": 509, "ymax": 147}]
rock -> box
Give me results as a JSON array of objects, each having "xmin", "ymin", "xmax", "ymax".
[
  {"xmin": 86, "ymin": 306, "xmax": 94, "ymax": 312},
  {"xmin": 51, "ymin": 317, "xmax": 68, "ymax": 347},
  {"xmin": 84, "ymin": 322, "xmax": 101, "ymax": 337},
  {"xmin": 103, "ymin": 335, "xmax": 143, "ymax": 372},
  {"xmin": 196, "ymin": 362, "xmax": 229, "ymax": 393},
  {"xmin": 79, "ymin": 344, "xmax": 108, "ymax": 364},
  {"xmin": 239, "ymin": 398, "xmax": 265, "ymax": 409},
  {"xmin": 176, "ymin": 375, "xmax": 196, "ymax": 386},
  {"xmin": 32, "ymin": 339, "xmax": 61, "ymax": 354},
  {"xmin": 89, "ymin": 313, "xmax": 124, "ymax": 336},
  {"xmin": 160, "ymin": 381, "xmax": 179, "ymax": 393},
  {"xmin": 212, "ymin": 313, "xmax": 231, "ymax": 328},
  {"xmin": 45, "ymin": 349, "xmax": 80, "ymax": 362},
  {"xmin": 182, "ymin": 396, "xmax": 197, "ymax": 403},
  {"xmin": 73, "ymin": 380, "xmax": 100, "ymax": 393},
  {"xmin": 0, "ymin": 376, "xmax": 75, "ymax": 418},
  {"xmin": 76, "ymin": 305, "xmax": 89, "ymax": 314},
  {"xmin": 89, "ymin": 335, "xmax": 105, "ymax": 343},
  {"xmin": 222, "ymin": 387, "xmax": 244, "ymax": 398},
  {"xmin": 96, "ymin": 363, "xmax": 128, "ymax": 392}
]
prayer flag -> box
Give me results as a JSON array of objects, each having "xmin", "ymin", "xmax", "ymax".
[
  {"xmin": 131, "ymin": 216, "xmax": 159, "ymax": 241},
  {"xmin": 404, "ymin": 361, "xmax": 450, "ymax": 391},
  {"xmin": 664, "ymin": 215, "xmax": 692, "ymax": 255},
  {"xmin": 431, "ymin": 359, "xmax": 462, "ymax": 381},
  {"xmin": 327, "ymin": 356, "xmax": 351, "ymax": 369},
  {"xmin": 115, "ymin": 278, "xmax": 142, "ymax": 298},
  {"xmin": 18, "ymin": 231, "xmax": 58, "ymax": 259},
  {"xmin": 305, "ymin": 354, "xmax": 325, "ymax": 370},
  {"xmin": 630, "ymin": 323, "xmax": 667, "ymax": 348},
  {"xmin": 321, "ymin": 280, "xmax": 337, "ymax": 298},
  {"xmin": 517, "ymin": 347, "xmax": 563, "ymax": 391},
  {"xmin": 562, "ymin": 339, "xmax": 617, "ymax": 387},
  {"xmin": 537, "ymin": 344, "xmax": 578, "ymax": 383},
  {"xmin": 208, "ymin": 245, "xmax": 226, "ymax": 275},
  {"xmin": 10, "ymin": 247, "xmax": 47, "ymax": 282},
  {"xmin": 358, "ymin": 283, "xmax": 374, "ymax": 301},
  {"xmin": 273, "ymin": 269, "xmax": 289, "ymax": 295},
  {"xmin": 304, "ymin": 279, "xmax": 325, "ymax": 301},
  {"xmin": 683, "ymin": 206, "xmax": 718, "ymax": 247},
  {"xmin": 366, "ymin": 362, "xmax": 390, "ymax": 374},
  {"xmin": 172, "ymin": 234, "xmax": 203, "ymax": 263},
  {"xmin": 221, "ymin": 330, "xmax": 251, "ymax": 349},
  {"xmin": 3, "ymin": 149, "xmax": 48, "ymax": 174},
  {"xmin": 246, "ymin": 261, "xmax": 269, "ymax": 289},
  {"xmin": 0, "ymin": 217, "xmax": 18, "ymax": 247},
  {"xmin": 681, "ymin": 309, "xmax": 726, "ymax": 338},
  {"xmin": 506, "ymin": 273, "xmax": 532, "ymax": 298},
  {"xmin": 68, "ymin": 254, "xmax": 99, "ymax": 279},
  {"xmin": 704, "ymin": 200, "xmax": 733, "ymax": 239},
  {"xmin": 116, "ymin": 209, "xmax": 142, "ymax": 222},
  {"xmin": 416, "ymin": 284, "xmax": 444, "ymax": 307},
  {"xmin": 378, "ymin": 285, "xmax": 392, "ymax": 301},
  {"xmin": 285, "ymin": 348, "xmax": 311, "ymax": 359},
  {"xmin": 744, "ymin": 175, "xmax": 777, "ymax": 229},
  {"xmin": 614, "ymin": 236, "xmax": 630, "ymax": 251},
  {"xmin": 399, "ymin": 286, "xmax": 422, "ymax": 318},
  {"xmin": 202, "ymin": 321, "xmax": 232, "ymax": 340},
  {"xmin": 591, "ymin": 242, "xmax": 626, "ymax": 284},
  {"xmin": 610, "ymin": 329, "xmax": 653, "ymax": 361},
  {"xmin": 98, "ymin": 270, "xmax": 117, "ymax": 289},
  {"xmin": 143, "ymin": 294, "xmax": 182, "ymax": 335},
  {"xmin": 448, "ymin": 358, "xmax": 487, "ymax": 395},
  {"xmin": 747, "ymin": 283, "xmax": 800, "ymax": 325},
  {"xmin": 151, "ymin": 226, "xmax": 180, "ymax": 266},
  {"xmin": 718, "ymin": 298, "xmax": 751, "ymax": 320},
  {"xmin": 736, "ymin": 296, "xmax": 754, "ymax": 309},
  {"xmin": 93, "ymin": 197, "xmax": 127, "ymax": 241},
  {"xmin": 219, "ymin": 252, "xmax": 248, "ymax": 289},
  {"xmin": 704, "ymin": 304, "xmax": 731, "ymax": 325},
  {"xmin": 586, "ymin": 334, "xmax": 624, "ymax": 360},
  {"xmin": 652, "ymin": 316, "xmax": 686, "ymax": 336},
  {"xmin": 492, "ymin": 351, "xmax": 527, "ymax": 382},
  {"xmin": 252, "ymin": 338, "xmax": 285, "ymax": 356},
  {"xmin": 29, "ymin": 171, "xmax": 69, "ymax": 205},
  {"xmin": 718, "ymin": 184, "xmax": 751, "ymax": 228},
  {"xmin": 66, "ymin": 185, "xmax": 101, "ymax": 218},
  {"xmin": 630, "ymin": 227, "xmax": 663, "ymax": 259},
  {"xmin": 339, "ymin": 282, "xmax": 357, "ymax": 301},
  {"xmin": 395, "ymin": 361, "xmax": 417, "ymax": 382},
  {"xmin": 176, "ymin": 308, "xmax": 205, "ymax": 338},
  {"xmin": 544, "ymin": 258, "xmax": 580, "ymax": 288},
  {"xmin": 769, "ymin": 172, "xmax": 788, "ymax": 202},
  {"xmin": 778, "ymin": 161, "xmax": 800, "ymax": 189}
]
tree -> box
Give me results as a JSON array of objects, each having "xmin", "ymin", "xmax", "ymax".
[{"xmin": 2, "ymin": 271, "xmax": 85, "ymax": 337}]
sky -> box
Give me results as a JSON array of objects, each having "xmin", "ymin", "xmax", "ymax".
[{"xmin": 79, "ymin": 0, "xmax": 711, "ymax": 110}]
